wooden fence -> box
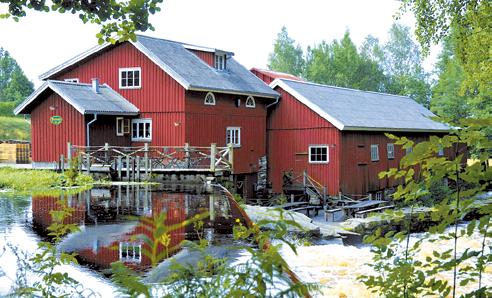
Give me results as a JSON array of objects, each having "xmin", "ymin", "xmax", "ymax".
[{"xmin": 67, "ymin": 143, "xmax": 234, "ymax": 180}]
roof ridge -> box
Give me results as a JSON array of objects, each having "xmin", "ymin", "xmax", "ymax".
[
  {"xmin": 48, "ymin": 80, "xmax": 109, "ymax": 88},
  {"xmin": 136, "ymin": 34, "xmax": 231, "ymax": 54},
  {"xmin": 280, "ymin": 78, "xmax": 412, "ymax": 100}
]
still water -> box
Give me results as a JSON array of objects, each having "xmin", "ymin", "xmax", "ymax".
[{"xmin": 0, "ymin": 184, "xmax": 245, "ymax": 296}]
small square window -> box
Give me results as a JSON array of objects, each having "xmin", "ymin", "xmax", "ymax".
[
  {"xmin": 119, "ymin": 242, "xmax": 142, "ymax": 263},
  {"xmin": 226, "ymin": 127, "xmax": 240, "ymax": 147},
  {"xmin": 131, "ymin": 119, "xmax": 152, "ymax": 141},
  {"xmin": 371, "ymin": 144, "xmax": 379, "ymax": 161},
  {"xmin": 309, "ymin": 145, "xmax": 329, "ymax": 163},
  {"xmin": 116, "ymin": 117, "xmax": 130, "ymax": 136},
  {"xmin": 387, "ymin": 143, "xmax": 395, "ymax": 159},
  {"xmin": 119, "ymin": 67, "xmax": 141, "ymax": 89}
]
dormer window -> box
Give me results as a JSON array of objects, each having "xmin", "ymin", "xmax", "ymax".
[
  {"xmin": 245, "ymin": 96, "xmax": 256, "ymax": 108},
  {"xmin": 204, "ymin": 92, "xmax": 216, "ymax": 105},
  {"xmin": 214, "ymin": 54, "xmax": 226, "ymax": 70}
]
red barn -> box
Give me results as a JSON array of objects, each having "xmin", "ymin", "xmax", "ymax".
[
  {"xmin": 14, "ymin": 36, "xmax": 278, "ymax": 197},
  {"xmin": 263, "ymin": 78, "xmax": 449, "ymax": 197}
]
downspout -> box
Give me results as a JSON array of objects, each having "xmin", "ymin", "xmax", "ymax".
[{"xmin": 86, "ymin": 113, "xmax": 98, "ymax": 147}]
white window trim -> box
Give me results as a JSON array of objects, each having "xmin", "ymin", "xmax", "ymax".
[
  {"xmin": 214, "ymin": 54, "xmax": 226, "ymax": 70},
  {"xmin": 116, "ymin": 117, "xmax": 124, "ymax": 136},
  {"xmin": 226, "ymin": 126, "xmax": 241, "ymax": 147},
  {"xmin": 387, "ymin": 143, "xmax": 395, "ymax": 159},
  {"xmin": 371, "ymin": 144, "xmax": 379, "ymax": 161},
  {"xmin": 245, "ymin": 96, "xmax": 256, "ymax": 108},
  {"xmin": 119, "ymin": 242, "xmax": 142, "ymax": 263},
  {"xmin": 131, "ymin": 118, "xmax": 152, "ymax": 141},
  {"xmin": 119, "ymin": 67, "xmax": 141, "ymax": 89},
  {"xmin": 308, "ymin": 145, "xmax": 329, "ymax": 164},
  {"xmin": 64, "ymin": 78, "xmax": 79, "ymax": 83},
  {"xmin": 204, "ymin": 92, "xmax": 216, "ymax": 105}
]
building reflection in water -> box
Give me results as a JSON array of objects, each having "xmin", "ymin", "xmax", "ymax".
[{"xmin": 31, "ymin": 184, "xmax": 241, "ymax": 271}]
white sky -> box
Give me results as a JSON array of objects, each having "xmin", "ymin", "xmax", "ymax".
[{"xmin": 0, "ymin": 0, "xmax": 439, "ymax": 87}]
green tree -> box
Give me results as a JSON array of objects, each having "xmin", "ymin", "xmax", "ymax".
[
  {"xmin": 381, "ymin": 23, "xmax": 431, "ymax": 107},
  {"xmin": 305, "ymin": 31, "xmax": 386, "ymax": 92},
  {"xmin": 0, "ymin": 0, "xmax": 164, "ymax": 43},
  {"xmin": 400, "ymin": 0, "xmax": 491, "ymax": 120},
  {"xmin": 0, "ymin": 48, "xmax": 33, "ymax": 103},
  {"xmin": 431, "ymin": 37, "xmax": 470, "ymax": 122},
  {"xmin": 267, "ymin": 26, "xmax": 305, "ymax": 77}
]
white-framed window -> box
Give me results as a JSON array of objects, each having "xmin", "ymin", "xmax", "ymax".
[
  {"xmin": 119, "ymin": 67, "xmax": 141, "ymax": 89},
  {"xmin": 204, "ymin": 92, "xmax": 216, "ymax": 105},
  {"xmin": 226, "ymin": 127, "xmax": 241, "ymax": 147},
  {"xmin": 64, "ymin": 78, "xmax": 79, "ymax": 83},
  {"xmin": 309, "ymin": 145, "xmax": 329, "ymax": 164},
  {"xmin": 371, "ymin": 144, "xmax": 379, "ymax": 161},
  {"xmin": 214, "ymin": 54, "xmax": 226, "ymax": 70},
  {"xmin": 387, "ymin": 143, "xmax": 395, "ymax": 159},
  {"xmin": 437, "ymin": 145, "xmax": 444, "ymax": 156},
  {"xmin": 245, "ymin": 96, "xmax": 256, "ymax": 108},
  {"xmin": 131, "ymin": 119, "xmax": 152, "ymax": 141},
  {"xmin": 119, "ymin": 242, "xmax": 141, "ymax": 263},
  {"xmin": 405, "ymin": 147, "xmax": 413, "ymax": 155},
  {"xmin": 116, "ymin": 117, "xmax": 130, "ymax": 136}
]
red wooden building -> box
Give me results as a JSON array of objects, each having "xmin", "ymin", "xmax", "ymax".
[
  {"xmin": 15, "ymin": 36, "xmax": 278, "ymax": 197},
  {"xmin": 259, "ymin": 78, "xmax": 449, "ymax": 197}
]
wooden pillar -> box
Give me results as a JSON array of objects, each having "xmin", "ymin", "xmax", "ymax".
[
  {"xmin": 67, "ymin": 142, "xmax": 72, "ymax": 163},
  {"xmin": 210, "ymin": 143, "xmax": 216, "ymax": 172},
  {"xmin": 117, "ymin": 156, "xmax": 122, "ymax": 180},
  {"xmin": 184, "ymin": 142, "xmax": 190, "ymax": 168},
  {"xmin": 136, "ymin": 156, "xmax": 141, "ymax": 182},
  {"xmin": 227, "ymin": 143, "xmax": 234, "ymax": 172},
  {"xmin": 85, "ymin": 153, "xmax": 90, "ymax": 174},
  {"xmin": 144, "ymin": 143, "xmax": 149, "ymax": 179},
  {"xmin": 126, "ymin": 155, "xmax": 130, "ymax": 181},
  {"xmin": 104, "ymin": 143, "xmax": 109, "ymax": 164}
]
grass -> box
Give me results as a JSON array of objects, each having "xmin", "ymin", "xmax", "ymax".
[
  {"xmin": 0, "ymin": 116, "xmax": 30, "ymax": 140},
  {"xmin": 0, "ymin": 167, "xmax": 93, "ymax": 196}
]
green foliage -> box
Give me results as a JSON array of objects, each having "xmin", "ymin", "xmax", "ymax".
[
  {"xmin": 400, "ymin": 0, "xmax": 491, "ymax": 122},
  {"xmin": 0, "ymin": 167, "xmax": 93, "ymax": 195},
  {"xmin": 0, "ymin": 116, "xmax": 30, "ymax": 140},
  {"xmin": 0, "ymin": 100, "xmax": 19, "ymax": 116},
  {"xmin": 360, "ymin": 119, "xmax": 492, "ymax": 297},
  {"xmin": 8, "ymin": 197, "xmax": 93, "ymax": 297},
  {"xmin": 305, "ymin": 31, "xmax": 386, "ymax": 92},
  {"xmin": 0, "ymin": 0, "xmax": 164, "ymax": 44},
  {"xmin": 111, "ymin": 207, "xmax": 318, "ymax": 297},
  {"xmin": 267, "ymin": 26, "xmax": 305, "ymax": 77},
  {"xmin": 0, "ymin": 48, "xmax": 33, "ymax": 103}
]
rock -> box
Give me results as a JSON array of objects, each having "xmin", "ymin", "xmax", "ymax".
[{"xmin": 244, "ymin": 205, "xmax": 320, "ymax": 236}]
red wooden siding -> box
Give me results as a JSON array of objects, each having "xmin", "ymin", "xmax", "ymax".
[
  {"xmin": 267, "ymin": 87, "xmax": 341, "ymax": 195},
  {"xmin": 251, "ymin": 69, "xmax": 275, "ymax": 85},
  {"xmin": 30, "ymin": 92, "xmax": 85, "ymax": 162},
  {"xmin": 51, "ymin": 42, "xmax": 187, "ymax": 147},
  {"xmin": 189, "ymin": 49, "xmax": 214, "ymax": 67},
  {"xmin": 185, "ymin": 91, "xmax": 268, "ymax": 174},
  {"xmin": 89, "ymin": 115, "xmax": 131, "ymax": 147}
]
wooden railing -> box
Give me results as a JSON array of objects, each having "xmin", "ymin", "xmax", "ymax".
[{"xmin": 66, "ymin": 143, "xmax": 233, "ymax": 180}]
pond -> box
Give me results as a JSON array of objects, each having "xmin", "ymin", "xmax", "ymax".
[{"xmin": 0, "ymin": 184, "xmax": 247, "ymax": 296}]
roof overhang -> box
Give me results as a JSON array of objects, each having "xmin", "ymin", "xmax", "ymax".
[
  {"xmin": 270, "ymin": 78, "xmax": 345, "ymax": 130},
  {"xmin": 270, "ymin": 78, "xmax": 450, "ymax": 133},
  {"xmin": 14, "ymin": 81, "xmax": 139, "ymax": 116},
  {"xmin": 188, "ymin": 85, "xmax": 279, "ymax": 99}
]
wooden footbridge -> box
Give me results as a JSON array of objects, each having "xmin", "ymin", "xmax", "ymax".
[{"xmin": 65, "ymin": 143, "xmax": 234, "ymax": 181}]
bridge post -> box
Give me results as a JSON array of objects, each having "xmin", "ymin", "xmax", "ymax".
[
  {"xmin": 136, "ymin": 156, "xmax": 141, "ymax": 181},
  {"xmin": 184, "ymin": 143, "xmax": 190, "ymax": 168},
  {"xmin": 117, "ymin": 156, "xmax": 122, "ymax": 180},
  {"xmin": 210, "ymin": 143, "xmax": 216, "ymax": 172},
  {"xmin": 86, "ymin": 153, "xmax": 90, "ymax": 174},
  {"xmin": 67, "ymin": 142, "xmax": 72, "ymax": 164},
  {"xmin": 104, "ymin": 143, "xmax": 109, "ymax": 164},
  {"xmin": 126, "ymin": 155, "xmax": 130, "ymax": 181},
  {"xmin": 144, "ymin": 143, "xmax": 149, "ymax": 178},
  {"xmin": 227, "ymin": 143, "xmax": 234, "ymax": 172}
]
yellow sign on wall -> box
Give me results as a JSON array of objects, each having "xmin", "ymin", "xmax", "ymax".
[{"xmin": 50, "ymin": 115, "xmax": 62, "ymax": 125}]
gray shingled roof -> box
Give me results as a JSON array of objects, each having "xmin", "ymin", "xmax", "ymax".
[
  {"xmin": 275, "ymin": 79, "xmax": 449, "ymax": 132},
  {"xmin": 14, "ymin": 80, "xmax": 139, "ymax": 115},
  {"xmin": 135, "ymin": 35, "xmax": 279, "ymax": 98}
]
